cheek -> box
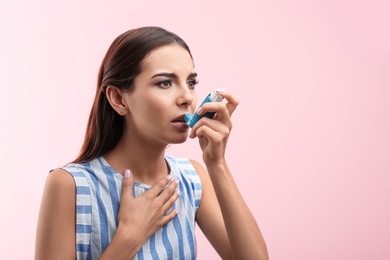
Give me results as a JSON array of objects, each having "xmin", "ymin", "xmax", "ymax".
[
  {"xmin": 140, "ymin": 104, "xmax": 163, "ymax": 118},
  {"xmin": 128, "ymin": 93, "xmax": 163, "ymax": 113},
  {"xmin": 140, "ymin": 98, "xmax": 169, "ymax": 121},
  {"xmin": 131, "ymin": 104, "xmax": 162, "ymax": 129}
]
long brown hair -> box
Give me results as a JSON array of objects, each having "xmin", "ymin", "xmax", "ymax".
[{"xmin": 73, "ymin": 27, "xmax": 192, "ymax": 163}]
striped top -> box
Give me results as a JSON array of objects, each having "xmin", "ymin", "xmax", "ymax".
[{"xmin": 62, "ymin": 155, "xmax": 202, "ymax": 260}]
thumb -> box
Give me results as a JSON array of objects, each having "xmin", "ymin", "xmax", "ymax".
[{"xmin": 122, "ymin": 169, "xmax": 134, "ymax": 198}]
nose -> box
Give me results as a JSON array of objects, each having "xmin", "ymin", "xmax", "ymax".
[{"xmin": 177, "ymin": 86, "xmax": 195, "ymax": 107}]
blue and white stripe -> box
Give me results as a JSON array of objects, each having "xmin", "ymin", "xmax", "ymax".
[{"xmin": 62, "ymin": 155, "xmax": 202, "ymax": 260}]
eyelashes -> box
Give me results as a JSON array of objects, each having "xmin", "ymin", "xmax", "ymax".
[
  {"xmin": 187, "ymin": 79, "xmax": 199, "ymax": 89},
  {"xmin": 156, "ymin": 80, "xmax": 173, "ymax": 88},
  {"xmin": 156, "ymin": 79, "xmax": 199, "ymax": 89}
]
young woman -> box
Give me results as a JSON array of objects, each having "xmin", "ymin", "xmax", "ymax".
[{"xmin": 35, "ymin": 26, "xmax": 268, "ymax": 260}]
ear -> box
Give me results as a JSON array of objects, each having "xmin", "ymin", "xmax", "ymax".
[{"xmin": 105, "ymin": 86, "xmax": 129, "ymax": 116}]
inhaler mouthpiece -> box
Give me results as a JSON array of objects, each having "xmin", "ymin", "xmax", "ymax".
[{"xmin": 183, "ymin": 90, "xmax": 224, "ymax": 128}]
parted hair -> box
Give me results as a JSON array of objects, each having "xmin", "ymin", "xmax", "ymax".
[{"xmin": 73, "ymin": 27, "xmax": 192, "ymax": 163}]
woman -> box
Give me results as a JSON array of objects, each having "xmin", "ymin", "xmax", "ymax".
[{"xmin": 35, "ymin": 26, "xmax": 268, "ymax": 260}]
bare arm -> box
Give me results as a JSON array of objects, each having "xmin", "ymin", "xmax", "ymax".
[
  {"xmin": 35, "ymin": 169, "xmax": 179, "ymax": 259},
  {"xmin": 193, "ymin": 160, "xmax": 231, "ymax": 259},
  {"xmin": 196, "ymin": 160, "xmax": 268, "ymax": 260},
  {"xmin": 35, "ymin": 169, "xmax": 76, "ymax": 259},
  {"xmin": 191, "ymin": 90, "xmax": 269, "ymax": 260}
]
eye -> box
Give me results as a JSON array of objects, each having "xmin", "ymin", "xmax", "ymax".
[
  {"xmin": 156, "ymin": 80, "xmax": 173, "ymax": 89},
  {"xmin": 187, "ymin": 79, "xmax": 199, "ymax": 89}
]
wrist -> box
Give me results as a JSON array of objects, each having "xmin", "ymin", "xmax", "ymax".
[
  {"xmin": 117, "ymin": 224, "xmax": 144, "ymax": 250},
  {"xmin": 205, "ymin": 158, "xmax": 227, "ymax": 171},
  {"xmin": 100, "ymin": 225, "xmax": 143, "ymax": 259},
  {"xmin": 204, "ymin": 159, "xmax": 232, "ymax": 183},
  {"xmin": 204, "ymin": 156, "xmax": 227, "ymax": 168}
]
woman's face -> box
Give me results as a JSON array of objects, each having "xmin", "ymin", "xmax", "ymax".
[{"xmin": 123, "ymin": 44, "xmax": 198, "ymax": 145}]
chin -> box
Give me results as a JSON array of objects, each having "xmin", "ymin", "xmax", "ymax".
[{"xmin": 170, "ymin": 135, "xmax": 189, "ymax": 144}]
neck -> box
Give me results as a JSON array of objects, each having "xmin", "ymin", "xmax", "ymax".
[{"xmin": 103, "ymin": 133, "xmax": 169, "ymax": 185}]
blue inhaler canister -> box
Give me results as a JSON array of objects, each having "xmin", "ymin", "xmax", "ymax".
[{"xmin": 183, "ymin": 90, "xmax": 224, "ymax": 128}]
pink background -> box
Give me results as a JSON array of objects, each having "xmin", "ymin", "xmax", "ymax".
[{"xmin": 1, "ymin": 0, "xmax": 389, "ymax": 259}]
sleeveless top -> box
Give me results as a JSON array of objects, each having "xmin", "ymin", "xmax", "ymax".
[{"xmin": 62, "ymin": 155, "xmax": 202, "ymax": 260}]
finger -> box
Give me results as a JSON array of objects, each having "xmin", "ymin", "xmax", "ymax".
[
  {"xmin": 160, "ymin": 188, "xmax": 180, "ymax": 213},
  {"xmin": 156, "ymin": 178, "xmax": 179, "ymax": 203},
  {"xmin": 190, "ymin": 114, "xmax": 231, "ymax": 139},
  {"xmin": 197, "ymin": 101, "xmax": 226, "ymax": 117},
  {"xmin": 214, "ymin": 90, "xmax": 239, "ymax": 116},
  {"xmin": 146, "ymin": 175, "xmax": 174, "ymax": 198},
  {"xmin": 161, "ymin": 208, "xmax": 179, "ymax": 225},
  {"xmin": 195, "ymin": 102, "xmax": 231, "ymax": 129},
  {"xmin": 195, "ymin": 125, "xmax": 225, "ymax": 144},
  {"xmin": 121, "ymin": 169, "xmax": 134, "ymax": 200}
]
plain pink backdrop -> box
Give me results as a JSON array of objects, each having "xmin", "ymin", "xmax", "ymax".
[{"xmin": 0, "ymin": 0, "xmax": 389, "ymax": 259}]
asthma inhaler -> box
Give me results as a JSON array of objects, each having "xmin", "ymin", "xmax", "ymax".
[{"xmin": 183, "ymin": 90, "xmax": 224, "ymax": 128}]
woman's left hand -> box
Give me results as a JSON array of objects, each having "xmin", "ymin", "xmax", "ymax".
[{"xmin": 189, "ymin": 90, "xmax": 239, "ymax": 164}]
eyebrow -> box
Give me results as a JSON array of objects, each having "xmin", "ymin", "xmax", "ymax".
[{"xmin": 151, "ymin": 72, "xmax": 198, "ymax": 79}]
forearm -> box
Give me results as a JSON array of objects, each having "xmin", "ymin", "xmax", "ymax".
[{"xmin": 206, "ymin": 160, "xmax": 269, "ymax": 260}]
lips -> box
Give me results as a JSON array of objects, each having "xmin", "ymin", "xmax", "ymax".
[
  {"xmin": 171, "ymin": 114, "xmax": 186, "ymax": 123},
  {"xmin": 171, "ymin": 114, "xmax": 189, "ymax": 130},
  {"xmin": 172, "ymin": 118, "xmax": 186, "ymax": 123}
]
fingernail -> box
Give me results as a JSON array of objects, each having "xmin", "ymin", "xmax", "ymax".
[
  {"xmin": 216, "ymin": 88, "xmax": 225, "ymax": 93},
  {"xmin": 176, "ymin": 179, "xmax": 180, "ymax": 184},
  {"xmin": 124, "ymin": 169, "xmax": 131, "ymax": 179},
  {"xmin": 167, "ymin": 175, "xmax": 172, "ymax": 180},
  {"xmin": 177, "ymin": 189, "xmax": 181, "ymax": 196},
  {"xmin": 196, "ymin": 107, "xmax": 202, "ymax": 115}
]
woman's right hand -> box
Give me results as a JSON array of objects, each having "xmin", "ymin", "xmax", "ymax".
[
  {"xmin": 120, "ymin": 170, "xmax": 179, "ymax": 239},
  {"xmin": 101, "ymin": 170, "xmax": 179, "ymax": 258}
]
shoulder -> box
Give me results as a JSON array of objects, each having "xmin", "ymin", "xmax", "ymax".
[
  {"xmin": 61, "ymin": 158, "xmax": 105, "ymax": 181},
  {"xmin": 165, "ymin": 156, "xmax": 203, "ymax": 176},
  {"xmin": 41, "ymin": 169, "xmax": 76, "ymax": 208},
  {"xmin": 165, "ymin": 155, "xmax": 202, "ymax": 170},
  {"xmin": 188, "ymin": 159, "xmax": 205, "ymax": 172},
  {"xmin": 39, "ymin": 168, "xmax": 76, "ymax": 230},
  {"xmin": 46, "ymin": 168, "xmax": 75, "ymax": 193},
  {"xmin": 35, "ymin": 168, "xmax": 76, "ymax": 258},
  {"xmin": 38, "ymin": 168, "xmax": 76, "ymax": 233},
  {"xmin": 188, "ymin": 159, "xmax": 208, "ymax": 183},
  {"xmin": 165, "ymin": 155, "xmax": 208, "ymax": 188},
  {"xmin": 165, "ymin": 155, "xmax": 206, "ymax": 176}
]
